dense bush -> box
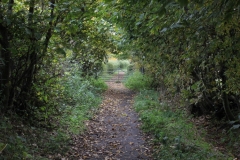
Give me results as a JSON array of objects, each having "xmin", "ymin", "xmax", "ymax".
[
  {"xmin": 89, "ymin": 78, "xmax": 108, "ymax": 93},
  {"xmin": 107, "ymin": 63, "xmax": 115, "ymax": 74},
  {"xmin": 127, "ymin": 64, "xmax": 135, "ymax": 74},
  {"xmin": 124, "ymin": 71, "xmax": 152, "ymax": 91},
  {"xmin": 119, "ymin": 60, "xmax": 130, "ymax": 69}
]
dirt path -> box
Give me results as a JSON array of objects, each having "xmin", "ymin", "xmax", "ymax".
[{"xmin": 70, "ymin": 73, "xmax": 152, "ymax": 159}]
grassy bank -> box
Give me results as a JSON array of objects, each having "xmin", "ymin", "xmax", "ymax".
[
  {"xmin": 124, "ymin": 72, "xmax": 231, "ymax": 160},
  {"xmin": 0, "ymin": 74, "xmax": 107, "ymax": 159}
]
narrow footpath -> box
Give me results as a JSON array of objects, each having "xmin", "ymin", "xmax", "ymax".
[{"xmin": 71, "ymin": 73, "xmax": 152, "ymax": 159}]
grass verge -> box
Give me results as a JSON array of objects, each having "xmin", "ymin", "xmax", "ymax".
[
  {"xmin": 134, "ymin": 90, "xmax": 231, "ymax": 160},
  {"xmin": 0, "ymin": 74, "xmax": 107, "ymax": 159},
  {"xmin": 124, "ymin": 71, "xmax": 232, "ymax": 159}
]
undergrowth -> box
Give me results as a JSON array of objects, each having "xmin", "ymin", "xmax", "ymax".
[
  {"xmin": 124, "ymin": 71, "xmax": 152, "ymax": 91},
  {"xmin": 134, "ymin": 90, "xmax": 231, "ymax": 160},
  {"xmin": 0, "ymin": 74, "xmax": 107, "ymax": 159},
  {"xmin": 60, "ymin": 75, "xmax": 107, "ymax": 134},
  {"xmin": 124, "ymin": 71, "xmax": 231, "ymax": 159}
]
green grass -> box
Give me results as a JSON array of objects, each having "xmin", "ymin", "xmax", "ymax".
[
  {"xmin": 124, "ymin": 71, "xmax": 152, "ymax": 91},
  {"xmin": 102, "ymin": 59, "xmax": 130, "ymax": 73},
  {"xmin": 89, "ymin": 78, "xmax": 108, "ymax": 92},
  {"xmin": 0, "ymin": 74, "xmax": 107, "ymax": 159},
  {"xmin": 60, "ymin": 74, "xmax": 106, "ymax": 134},
  {"xmin": 133, "ymin": 90, "xmax": 231, "ymax": 160}
]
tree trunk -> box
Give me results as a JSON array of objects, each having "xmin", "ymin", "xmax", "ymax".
[
  {"xmin": 25, "ymin": 0, "xmax": 36, "ymax": 88},
  {"xmin": 220, "ymin": 64, "xmax": 236, "ymax": 121},
  {"xmin": 0, "ymin": 0, "xmax": 14, "ymax": 109},
  {"xmin": 42, "ymin": 0, "xmax": 55, "ymax": 55},
  {"xmin": 19, "ymin": 0, "xmax": 36, "ymax": 99}
]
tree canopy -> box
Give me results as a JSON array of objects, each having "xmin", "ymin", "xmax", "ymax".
[
  {"xmin": 0, "ymin": 0, "xmax": 119, "ymax": 115},
  {"xmin": 101, "ymin": 0, "xmax": 240, "ymax": 120},
  {"xmin": 1, "ymin": 0, "xmax": 240, "ymax": 159},
  {"xmin": 0, "ymin": 0, "xmax": 239, "ymax": 131}
]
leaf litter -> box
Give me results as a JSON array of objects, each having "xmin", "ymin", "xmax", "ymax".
[{"xmin": 66, "ymin": 73, "xmax": 152, "ymax": 159}]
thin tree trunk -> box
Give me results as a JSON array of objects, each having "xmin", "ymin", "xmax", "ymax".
[
  {"xmin": 18, "ymin": 0, "xmax": 37, "ymax": 112},
  {"xmin": 25, "ymin": 0, "xmax": 36, "ymax": 87},
  {"xmin": 220, "ymin": 64, "xmax": 236, "ymax": 121},
  {"xmin": 0, "ymin": 0, "xmax": 14, "ymax": 109},
  {"xmin": 42, "ymin": 0, "xmax": 55, "ymax": 55}
]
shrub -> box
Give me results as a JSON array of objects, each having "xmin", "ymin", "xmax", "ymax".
[
  {"xmin": 119, "ymin": 61, "xmax": 124, "ymax": 69},
  {"xmin": 102, "ymin": 63, "xmax": 108, "ymax": 72},
  {"xmin": 102, "ymin": 60, "xmax": 130, "ymax": 74},
  {"xmin": 107, "ymin": 63, "xmax": 115, "ymax": 74},
  {"xmin": 119, "ymin": 60, "xmax": 130, "ymax": 69},
  {"xmin": 60, "ymin": 74, "xmax": 103, "ymax": 133},
  {"xmin": 89, "ymin": 78, "xmax": 108, "ymax": 93},
  {"xmin": 124, "ymin": 71, "xmax": 152, "ymax": 91},
  {"xmin": 127, "ymin": 64, "xmax": 135, "ymax": 74}
]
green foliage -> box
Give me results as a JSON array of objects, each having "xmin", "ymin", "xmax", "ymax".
[
  {"xmin": 0, "ymin": 115, "xmax": 70, "ymax": 159},
  {"xmin": 1, "ymin": 0, "xmax": 239, "ymax": 158},
  {"xmin": 127, "ymin": 64, "xmax": 135, "ymax": 74},
  {"xmin": 0, "ymin": 73, "xmax": 106, "ymax": 159},
  {"xmin": 134, "ymin": 90, "xmax": 231, "ymax": 160},
  {"xmin": 0, "ymin": 117, "xmax": 29, "ymax": 159},
  {"xmin": 89, "ymin": 78, "xmax": 108, "ymax": 92},
  {"xmin": 104, "ymin": 59, "xmax": 130, "ymax": 73},
  {"xmin": 59, "ymin": 74, "xmax": 104, "ymax": 134},
  {"xmin": 118, "ymin": 60, "xmax": 130, "ymax": 69},
  {"xmin": 124, "ymin": 71, "xmax": 152, "ymax": 91},
  {"xmin": 103, "ymin": 0, "xmax": 240, "ymax": 120},
  {"xmin": 106, "ymin": 63, "xmax": 115, "ymax": 74},
  {"xmin": 0, "ymin": 0, "xmax": 118, "ymax": 114},
  {"xmin": 0, "ymin": 0, "xmax": 116, "ymax": 158},
  {"xmin": 100, "ymin": 59, "xmax": 130, "ymax": 81}
]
